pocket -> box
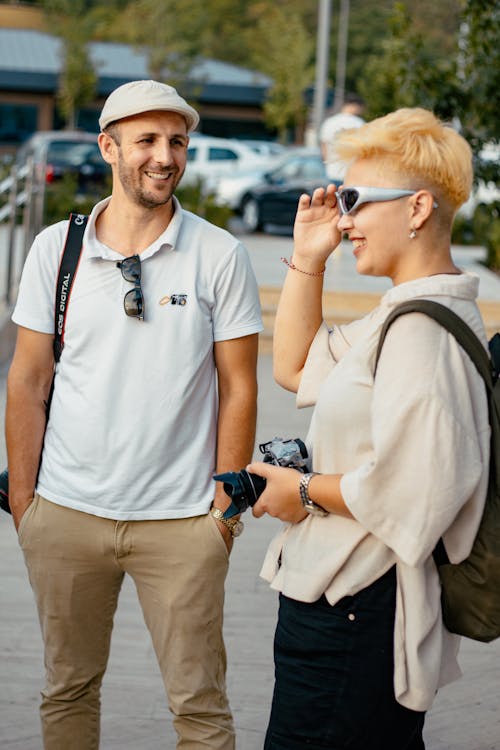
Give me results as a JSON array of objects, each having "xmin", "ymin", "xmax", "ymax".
[
  {"xmin": 207, "ymin": 512, "xmax": 232, "ymax": 556},
  {"xmin": 17, "ymin": 494, "xmax": 39, "ymax": 543}
]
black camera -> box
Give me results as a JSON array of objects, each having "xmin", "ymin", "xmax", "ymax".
[
  {"xmin": 0, "ymin": 468, "xmax": 10, "ymax": 514},
  {"xmin": 213, "ymin": 437, "xmax": 308, "ymax": 519}
]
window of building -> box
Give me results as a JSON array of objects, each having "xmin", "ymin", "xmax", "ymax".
[{"xmin": 0, "ymin": 102, "xmax": 38, "ymax": 146}]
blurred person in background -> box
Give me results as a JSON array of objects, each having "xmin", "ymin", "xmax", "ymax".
[
  {"xmin": 319, "ymin": 93, "xmax": 365, "ymax": 184},
  {"xmin": 249, "ymin": 108, "xmax": 489, "ymax": 749}
]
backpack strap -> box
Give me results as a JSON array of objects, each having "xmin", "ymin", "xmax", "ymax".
[
  {"xmin": 53, "ymin": 213, "xmax": 88, "ymax": 363},
  {"xmin": 374, "ymin": 299, "xmax": 496, "ymax": 568}
]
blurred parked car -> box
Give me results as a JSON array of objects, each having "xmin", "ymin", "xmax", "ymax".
[
  {"xmin": 185, "ymin": 134, "xmax": 271, "ymax": 186},
  {"xmin": 235, "ymin": 148, "xmax": 329, "ymax": 233},
  {"xmin": 215, "ymin": 148, "xmax": 323, "ymax": 216},
  {"xmin": 237, "ymin": 139, "xmax": 286, "ymax": 159},
  {"xmin": 215, "ymin": 165, "xmax": 275, "ymax": 211},
  {"xmin": 16, "ymin": 130, "xmax": 110, "ymax": 195}
]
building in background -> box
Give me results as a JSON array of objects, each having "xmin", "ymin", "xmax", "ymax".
[{"xmin": 0, "ymin": 3, "xmax": 275, "ymax": 155}]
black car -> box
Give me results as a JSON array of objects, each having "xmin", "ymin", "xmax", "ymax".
[
  {"xmin": 16, "ymin": 130, "xmax": 110, "ymax": 195},
  {"xmin": 240, "ymin": 148, "xmax": 330, "ymax": 233}
]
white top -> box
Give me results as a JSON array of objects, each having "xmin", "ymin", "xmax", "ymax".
[
  {"xmin": 260, "ymin": 272, "xmax": 490, "ymax": 711},
  {"xmin": 13, "ymin": 197, "xmax": 263, "ymax": 520},
  {"xmin": 319, "ymin": 112, "xmax": 364, "ymax": 181}
]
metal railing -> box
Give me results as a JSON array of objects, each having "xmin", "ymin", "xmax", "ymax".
[{"xmin": 0, "ymin": 157, "xmax": 46, "ymax": 306}]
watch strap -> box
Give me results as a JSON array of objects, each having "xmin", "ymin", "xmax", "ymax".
[
  {"xmin": 210, "ymin": 506, "xmax": 244, "ymax": 537},
  {"xmin": 299, "ymin": 473, "xmax": 329, "ymax": 516}
]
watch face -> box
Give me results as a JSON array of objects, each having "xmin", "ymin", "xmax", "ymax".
[
  {"xmin": 231, "ymin": 521, "xmax": 244, "ymax": 537},
  {"xmin": 304, "ymin": 500, "xmax": 328, "ymax": 517}
]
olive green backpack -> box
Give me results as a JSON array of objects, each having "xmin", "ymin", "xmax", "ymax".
[{"xmin": 375, "ymin": 299, "xmax": 500, "ymax": 643}]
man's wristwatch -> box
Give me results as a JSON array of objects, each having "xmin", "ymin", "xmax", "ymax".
[
  {"xmin": 210, "ymin": 506, "xmax": 244, "ymax": 537},
  {"xmin": 299, "ymin": 473, "xmax": 329, "ymax": 517}
]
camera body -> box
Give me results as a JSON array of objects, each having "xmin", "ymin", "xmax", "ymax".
[
  {"xmin": 0, "ymin": 468, "xmax": 10, "ymax": 514},
  {"xmin": 213, "ymin": 437, "xmax": 309, "ymax": 519}
]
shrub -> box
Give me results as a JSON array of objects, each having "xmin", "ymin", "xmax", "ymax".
[{"xmin": 451, "ymin": 201, "xmax": 500, "ymax": 271}]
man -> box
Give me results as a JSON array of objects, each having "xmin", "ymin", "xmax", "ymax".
[
  {"xmin": 6, "ymin": 79, "xmax": 262, "ymax": 749},
  {"xmin": 319, "ymin": 93, "xmax": 365, "ymax": 184}
]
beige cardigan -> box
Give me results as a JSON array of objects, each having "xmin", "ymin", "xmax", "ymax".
[{"xmin": 261, "ymin": 272, "xmax": 490, "ymax": 711}]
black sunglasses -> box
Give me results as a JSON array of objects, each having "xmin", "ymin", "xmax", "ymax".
[{"xmin": 117, "ymin": 254, "xmax": 145, "ymax": 320}]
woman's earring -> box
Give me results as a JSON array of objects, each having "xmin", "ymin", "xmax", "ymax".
[{"xmin": 409, "ymin": 228, "xmax": 417, "ymax": 239}]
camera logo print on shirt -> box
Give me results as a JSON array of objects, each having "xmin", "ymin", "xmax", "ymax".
[{"xmin": 159, "ymin": 294, "xmax": 188, "ymax": 306}]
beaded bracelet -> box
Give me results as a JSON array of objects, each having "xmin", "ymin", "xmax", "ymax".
[{"xmin": 281, "ymin": 256, "xmax": 325, "ymax": 276}]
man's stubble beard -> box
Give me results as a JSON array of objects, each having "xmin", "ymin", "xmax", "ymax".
[{"xmin": 116, "ymin": 152, "xmax": 184, "ymax": 210}]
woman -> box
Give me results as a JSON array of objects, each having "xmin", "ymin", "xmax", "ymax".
[{"xmin": 248, "ymin": 108, "xmax": 490, "ymax": 749}]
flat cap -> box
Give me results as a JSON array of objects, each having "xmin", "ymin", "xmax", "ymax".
[{"xmin": 99, "ymin": 80, "xmax": 199, "ymax": 132}]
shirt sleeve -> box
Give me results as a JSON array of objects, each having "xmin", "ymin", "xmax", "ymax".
[
  {"xmin": 341, "ymin": 313, "xmax": 488, "ymax": 567},
  {"xmin": 212, "ymin": 241, "xmax": 263, "ymax": 341},
  {"xmin": 297, "ymin": 312, "xmax": 378, "ymax": 408}
]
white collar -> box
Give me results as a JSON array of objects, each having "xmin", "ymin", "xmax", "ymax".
[
  {"xmin": 84, "ymin": 195, "xmax": 184, "ymax": 262},
  {"xmin": 381, "ymin": 271, "xmax": 480, "ymax": 308}
]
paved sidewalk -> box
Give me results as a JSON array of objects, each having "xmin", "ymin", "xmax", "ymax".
[
  {"xmin": 1, "ymin": 355, "xmax": 500, "ymax": 749},
  {"xmin": 0, "ymin": 230, "xmax": 499, "ymax": 748}
]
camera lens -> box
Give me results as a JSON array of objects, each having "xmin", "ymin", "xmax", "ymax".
[{"xmin": 213, "ymin": 469, "xmax": 267, "ymax": 517}]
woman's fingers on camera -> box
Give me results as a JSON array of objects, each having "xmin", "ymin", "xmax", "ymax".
[
  {"xmin": 252, "ymin": 498, "xmax": 265, "ymax": 518},
  {"xmin": 249, "ymin": 465, "xmax": 306, "ymax": 523}
]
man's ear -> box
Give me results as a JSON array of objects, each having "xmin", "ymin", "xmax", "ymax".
[
  {"xmin": 98, "ymin": 132, "xmax": 117, "ymax": 165},
  {"xmin": 409, "ymin": 190, "xmax": 436, "ymax": 230}
]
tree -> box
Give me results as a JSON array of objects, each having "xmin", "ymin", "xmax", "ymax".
[
  {"xmin": 459, "ymin": 0, "xmax": 500, "ymax": 152},
  {"xmin": 357, "ymin": 3, "xmax": 462, "ymax": 120},
  {"xmin": 104, "ymin": 0, "xmax": 207, "ymax": 83},
  {"xmin": 459, "ymin": 0, "xmax": 500, "ymax": 268},
  {"xmin": 246, "ymin": 3, "xmax": 315, "ymax": 142},
  {"xmin": 354, "ymin": 1, "xmax": 499, "ymax": 268},
  {"xmin": 42, "ymin": 0, "xmax": 97, "ymax": 129}
]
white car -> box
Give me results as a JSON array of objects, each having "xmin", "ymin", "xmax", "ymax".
[
  {"xmin": 238, "ymin": 139, "xmax": 286, "ymax": 159},
  {"xmin": 184, "ymin": 134, "xmax": 270, "ymax": 186},
  {"xmin": 214, "ymin": 166, "xmax": 271, "ymax": 211}
]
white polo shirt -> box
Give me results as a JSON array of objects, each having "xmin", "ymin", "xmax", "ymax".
[{"xmin": 13, "ymin": 197, "xmax": 263, "ymax": 519}]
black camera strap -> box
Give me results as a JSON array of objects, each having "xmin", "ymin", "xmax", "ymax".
[
  {"xmin": 53, "ymin": 213, "xmax": 88, "ymax": 363},
  {"xmin": 45, "ymin": 212, "xmax": 88, "ymax": 414},
  {"xmin": 0, "ymin": 213, "xmax": 88, "ymax": 514}
]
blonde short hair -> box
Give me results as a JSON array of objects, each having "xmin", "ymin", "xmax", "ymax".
[{"xmin": 334, "ymin": 108, "xmax": 473, "ymax": 211}]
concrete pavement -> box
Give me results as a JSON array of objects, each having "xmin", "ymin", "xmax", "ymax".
[{"xmin": 1, "ymin": 230, "xmax": 500, "ymax": 748}]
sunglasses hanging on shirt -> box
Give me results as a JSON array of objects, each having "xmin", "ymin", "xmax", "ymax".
[{"xmin": 117, "ymin": 254, "xmax": 145, "ymax": 320}]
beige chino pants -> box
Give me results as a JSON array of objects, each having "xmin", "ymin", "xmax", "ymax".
[{"xmin": 18, "ymin": 494, "xmax": 235, "ymax": 750}]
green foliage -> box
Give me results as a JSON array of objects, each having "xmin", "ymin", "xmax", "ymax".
[
  {"xmin": 103, "ymin": 0, "xmax": 207, "ymax": 82},
  {"xmin": 473, "ymin": 202, "xmax": 500, "ymax": 271},
  {"xmin": 358, "ymin": 3, "xmax": 462, "ymax": 120},
  {"xmin": 459, "ymin": 0, "xmax": 500, "ymax": 151},
  {"xmin": 452, "ymin": 202, "xmax": 500, "ymax": 271},
  {"xmin": 41, "ymin": 0, "xmax": 97, "ymax": 128},
  {"xmin": 246, "ymin": 4, "xmax": 315, "ymax": 141},
  {"xmin": 43, "ymin": 173, "xmax": 105, "ymax": 225}
]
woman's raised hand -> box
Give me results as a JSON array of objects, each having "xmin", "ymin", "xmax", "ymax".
[{"xmin": 293, "ymin": 184, "xmax": 342, "ymax": 265}]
